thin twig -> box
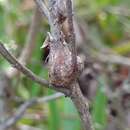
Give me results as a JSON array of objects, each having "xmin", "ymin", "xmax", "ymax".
[
  {"xmin": 34, "ymin": 0, "xmax": 62, "ymax": 42},
  {"xmin": 66, "ymin": 0, "xmax": 75, "ymax": 45},
  {"xmin": 0, "ymin": 42, "xmax": 48, "ymax": 86},
  {"xmin": 48, "ymin": 0, "xmax": 63, "ymax": 41},
  {"xmin": 66, "ymin": 0, "xmax": 77, "ymax": 72},
  {"xmin": 0, "ymin": 92, "xmax": 64, "ymax": 130},
  {"xmin": 0, "ymin": 42, "xmax": 70, "ymax": 95},
  {"xmin": 34, "ymin": 0, "xmax": 51, "ymax": 24}
]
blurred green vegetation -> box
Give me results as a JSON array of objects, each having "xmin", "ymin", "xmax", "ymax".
[{"xmin": 0, "ymin": 0, "xmax": 130, "ymax": 130}]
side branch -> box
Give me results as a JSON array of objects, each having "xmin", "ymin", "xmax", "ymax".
[
  {"xmin": 66, "ymin": 0, "xmax": 75, "ymax": 44},
  {"xmin": 34, "ymin": 0, "xmax": 51, "ymax": 24},
  {"xmin": 0, "ymin": 42, "xmax": 70, "ymax": 95},
  {"xmin": 0, "ymin": 42, "xmax": 48, "ymax": 86}
]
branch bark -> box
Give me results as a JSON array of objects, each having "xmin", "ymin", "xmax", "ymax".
[{"xmin": 70, "ymin": 82, "xmax": 94, "ymax": 130}]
